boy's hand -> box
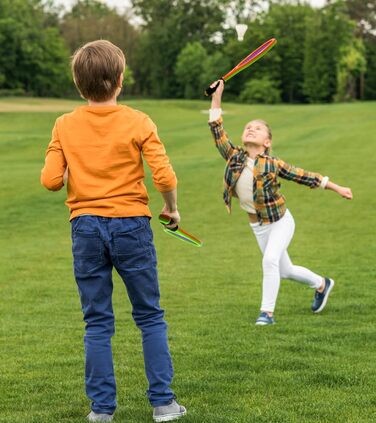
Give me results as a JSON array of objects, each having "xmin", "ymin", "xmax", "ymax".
[
  {"xmin": 337, "ymin": 186, "xmax": 353, "ymax": 200},
  {"xmin": 161, "ymin": 205, "xmax": 181, "ymax": 228},
  {"xmin": 211, "ymin": 79, "xmax": 224, "ymax": 109}
]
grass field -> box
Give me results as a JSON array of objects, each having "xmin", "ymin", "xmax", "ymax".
[{"xmin": 0, "ymin": 97, "xmax": 375, "ymax": 423}]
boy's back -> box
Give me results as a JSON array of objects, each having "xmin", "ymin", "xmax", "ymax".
[
  {"xmin": 41, "ymin": 104, "xmax": 176, "ymax": 220},
  {"xmin": 41, "ymin": 39, "xmax": 185, "ymax": 423}
]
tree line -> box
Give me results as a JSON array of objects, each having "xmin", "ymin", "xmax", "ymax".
[{"xmin": 0, "ymin": 0, "xmax": 375, "ymax": 103}]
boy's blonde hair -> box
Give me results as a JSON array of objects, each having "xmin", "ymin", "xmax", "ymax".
[{"xmin": 71, "ymin": 40, "xmax": 126, "ymax": 102}]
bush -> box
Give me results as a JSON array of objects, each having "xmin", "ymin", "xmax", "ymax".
[
  {"xmin": 0, "ymin": 88, "xmax": 26, "ymax": 97},
  {"xmin": 239, "ymin": 78, "xmax": 281, "ymax": 104},
  {"xmin": 175, "ymin": 42, "xmax": 208, "ymax": 99}
]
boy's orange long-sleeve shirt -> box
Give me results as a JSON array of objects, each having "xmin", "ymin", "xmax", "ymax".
[{"xmin": 41, "ymin": 105, "xmax": 177, "ymax": 220}]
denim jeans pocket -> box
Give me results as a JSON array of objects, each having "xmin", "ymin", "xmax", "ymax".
[
  {"xmin": 72, "ymin": 230, "xmax": 104, "ymax": 275},
  {"xmin": 113, "ymin": 220, "xmax": 155, "ymax": 270}
]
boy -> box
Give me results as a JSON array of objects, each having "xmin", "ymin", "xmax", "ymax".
[{"xmin": 41, "ymin": 40, "xmax": 186, "ymax": 422}]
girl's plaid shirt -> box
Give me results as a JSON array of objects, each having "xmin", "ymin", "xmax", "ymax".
[{"xmin": 209, "ymin": 118, "xmax": 326, "ymax": 225}]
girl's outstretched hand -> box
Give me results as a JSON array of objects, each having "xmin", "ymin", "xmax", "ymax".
[
  {"xmin": 326, "ymin": 181, "xmax": 353, "ymax": 199},
  {"xmin": 337, "ymin": 186, "xmax": 353, "ymax": 200}
]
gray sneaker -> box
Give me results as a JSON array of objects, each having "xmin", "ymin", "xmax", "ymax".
[
  {"xmin": 87, "ymin": 411, "xmax": 114, "ymax": 422},
  {"xmin": 153, "ymin": 400, "xmax": 186, "ymax": 422}
]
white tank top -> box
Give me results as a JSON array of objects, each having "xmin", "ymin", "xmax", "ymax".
[{"xmin": 235, "ymin": 157, "xmax": 256, "ymax": 214}]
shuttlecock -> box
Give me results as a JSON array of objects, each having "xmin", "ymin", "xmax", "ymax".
[{"xmin": 235, "ymin": 24, "xmax": 248, "ymax": 41}]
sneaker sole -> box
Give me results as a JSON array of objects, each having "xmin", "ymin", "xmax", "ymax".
[
  {"xmin": 87, "ymin": 413, "xmax": 114, "ymax": 422},
  {"xmin": 153, "ymin": 410, "xmax": 187, "ymax": 422},
  {"xmin": 255, "ymin": 321, "xmax": 275, "ymax": 326},
  {"xmin": 87, "ymin": 416, "xmax": 113, "ymax": 422},
  {"xmin": 313, "ymin": 279, "xmax": 334, "ymax": 314}
]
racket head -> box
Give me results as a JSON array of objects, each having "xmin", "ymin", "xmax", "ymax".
[
  {"xmin": 158, "ymin": 214, "xmax": 203, "ymax": 247},
  {"xmin": 163, "ymin": 227, "xmax": 203, "ymax": 247},
  {"xmin": 223, "ymin": 38, "xmax": 277, "ymax": 82}
]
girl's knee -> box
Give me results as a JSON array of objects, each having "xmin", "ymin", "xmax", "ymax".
[{"xmin": 262, "ymin": 254, "xmax": 280, "ymax": 270}]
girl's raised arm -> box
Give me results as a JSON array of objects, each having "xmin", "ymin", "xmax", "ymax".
[{"xmin": 208, "ymin": 80, "xmax": 238, "ymax": 161}]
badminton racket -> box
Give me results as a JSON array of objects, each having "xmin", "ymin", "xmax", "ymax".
[
  {"xmin": 204, "ymin": 38, "xmax": 277, "ymax": 96},
  {"xmin": 159, "ymin": 214, "xmax": 203, "ymax": 247}
]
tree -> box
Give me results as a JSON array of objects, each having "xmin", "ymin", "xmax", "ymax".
[
  {"xmin": 335, "ymin": 38, "xmax": 367, "ymax": 101},
  {"xmin": 364, "ymin": 37, "xmax": 376, "ymax": 100},
  {"xmin": 304, "ymin": 2, "xmax": 356, "ymax": 103},
  {"xmin": 344, "ymin": 0, "xmax": 376, "ymax": 99},
  {"xmin": 345, "ymin": 0, "xmax": 376, "ymax": 38},
  {"xmin": 61, "ymin": 0, "xmax": 139, "ymax": 67},
  {"xmin": 262, "ymin": 3, "xmax": 315, "ymax": 103},
  {"xmin": 202, "ymin": 50, "xmax": 231, "ymax": 90},
  {"xmin": 131, "ymin": 0, "xmax": 227, "ymax": 97},
  {"xmin": 239, "ymin": 77, "xmax": 281, "ymax": 104},
  {"xmin": 221, "ymin": 16, "xmax": 281, "ymax": 100},
  {"xmin": 221, "ymin": 3, "xmax": 314, "ymax": 103},
  {"xmin": 303, "ymin": 11, "xmax": 332, "ymax": 103},
  {"xmin": 0, "ymin": 0, "xmax": 70, "ymax": 96},
  {"xmin": 175, "ymin": 42, "xmax": 208, "ymax": 99}
]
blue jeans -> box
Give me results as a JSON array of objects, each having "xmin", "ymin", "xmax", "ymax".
[{"xmin": 71, "ymin": 215, "xmax": 174, "ymax": 414}]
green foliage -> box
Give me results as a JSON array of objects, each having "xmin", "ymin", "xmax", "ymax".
[
  {"xmin": 0, "ymin": 0, "xmax": 70, "ymax": 97},
  {"xmin": 132, "ymin": 0, "xmax": 226, "ymax": 97},
  {"xmin": 364, "ymin": 37, "xmax": 376, "ymax": 100},
  {"xmin": 124, "ymin": 66, "xmax": 135, "ymax": 89},
  {"xmin": 345, "ymin": 0, "xmax": 376, "ymax": 38},
  {"xmin": 0, "ymin": 0, "xmax": 375, "ymax": 101},
  {"xmin": 303, "ymin": 2, "xmax": 356, "ymax": 103},
  {"xmin": 202, "ymin": 51, "xmax": 231, "ymax": 89},
  {"xmin": 61, "ymin": 0, "xmax": 139, "ymax": 66},
  {"xmin": 175, "ymin": 42, "xmax": 208, "ymax": 99},
  {"xmin": 0, "ymin": 88, "xmax": 25, "ymax": 96},
  {"xmin": 335, "ymin": 38, "xmax": 367, "ymax": 102},
  {"xmin": 119, "ymin": 66, "xmax": 136, "ymax": 98},
  {"xmin": 261, "ymin": 3, "xmax": 315, "ymax": 103},
  {"xmin": 303, "ymin": 12, "xmax": 332, "ymax": 103},
  {"xmin": 239, "ymin": 77, "xmax": 281, "ymax": 104}
]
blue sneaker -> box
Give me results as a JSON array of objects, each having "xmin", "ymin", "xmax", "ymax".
[
  {"xmin": 312, "ymin": 278, "xmax": 334, "ymax": 313},
  {"xmin": 255, "ymin": 312, "xmax": 275, "ymax": 326}
]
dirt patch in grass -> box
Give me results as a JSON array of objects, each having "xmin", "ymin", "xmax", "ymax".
[{"xmin": 0, "ymin": 98, "xmax": 84, "ymax": 112}]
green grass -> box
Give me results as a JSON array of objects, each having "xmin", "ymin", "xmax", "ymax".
[{"xmin": 1, "ymin": 98, "xmax": 376, "ymax": 423}]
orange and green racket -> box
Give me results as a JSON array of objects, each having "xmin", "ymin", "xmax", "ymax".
[
  {"xmin": 159, "ymin": 214, "xmax": 203, "ymax": 247},
  {"xmin": 204, "ymin": 38, "xmax": 277, "ymax": 96}
]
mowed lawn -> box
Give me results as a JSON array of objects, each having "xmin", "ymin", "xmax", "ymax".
[{"xmin": 0, "ymin": 97, "xmax": 375, "ymax": 423}]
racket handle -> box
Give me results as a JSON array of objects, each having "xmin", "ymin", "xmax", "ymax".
[
  {"xmin": 159, "ymin": 214, "xmax": 178, "ymax": 231},
  {"xmin": 204, "ymin": 79, "xmax": 224, "ymax": 96}
]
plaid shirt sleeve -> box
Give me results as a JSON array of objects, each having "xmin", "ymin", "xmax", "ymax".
[
  {"xmin": 276, "ymin": 157, "xmax": 324, "ymax": 189},
  {"xmin": 208, "ymin": 117, "xmax": 238, "ymax": 161}
]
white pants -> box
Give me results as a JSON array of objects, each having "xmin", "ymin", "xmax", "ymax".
[{"xmin": 250, "ymin": 209, "xmax": 322, "ymax": 313}]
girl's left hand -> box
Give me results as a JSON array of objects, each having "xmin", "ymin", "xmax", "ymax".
[{"xmin": 338, "ymin": 186, "xmax": 353, "ymax": 200}]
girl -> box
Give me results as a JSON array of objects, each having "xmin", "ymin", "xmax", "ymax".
[{"xmin": 208, "ymin": 80, "xmax": 352, "ymax": 325}]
